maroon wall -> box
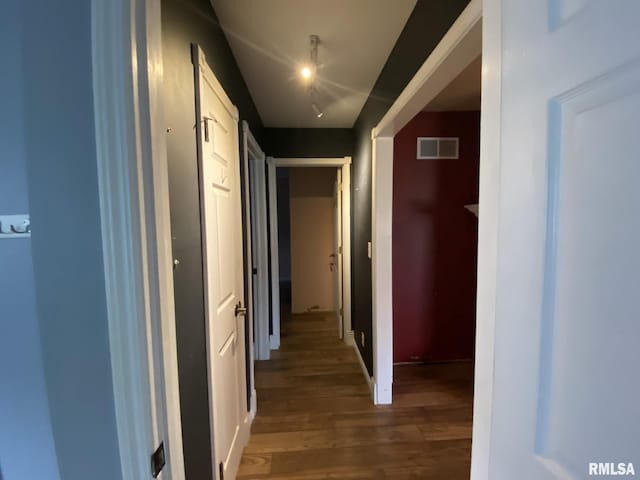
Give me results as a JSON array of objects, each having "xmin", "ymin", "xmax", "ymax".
[{"xmin": 393, "ymin": 111, "xmax": 480, "ymax": 363}]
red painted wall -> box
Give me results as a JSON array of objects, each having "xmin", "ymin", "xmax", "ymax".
[{"xmin": 393, "ymin": 111, "xmax": 480, "ymax": 363}]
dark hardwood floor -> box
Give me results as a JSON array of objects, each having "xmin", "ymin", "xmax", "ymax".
[{"xmin": 238, "ymin": 310, "xmax": 473, "ymax": 479}]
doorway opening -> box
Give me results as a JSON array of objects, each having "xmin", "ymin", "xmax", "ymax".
[
  {"xmin": 266, "ymin": 157, "xmax": 352, "ymax": 350},
  {"xmin": 391, "ymin": 58, "xmax": 481, "ymax": 468}
]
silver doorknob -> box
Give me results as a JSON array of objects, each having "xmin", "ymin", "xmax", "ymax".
[{"xmin": 235, "ymin": 302, "xmax": 247, "ymax": 317}]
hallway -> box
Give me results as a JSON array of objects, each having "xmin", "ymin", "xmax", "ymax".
[{"xmin": 238, "ymin": 311, "xmax": 473, "ymax": 479}]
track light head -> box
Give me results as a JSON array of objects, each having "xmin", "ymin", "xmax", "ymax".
[{"xmin": 312, "ymin": 102, "xmax": 324, "ymax": 118}]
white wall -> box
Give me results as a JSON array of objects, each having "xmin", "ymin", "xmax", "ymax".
[
  {"xmin": 2, "ymin": 2, "xmax": 124, "ymax": 479},
  {"xmin": 0, "ymin": 2, "xmax": 60, "ymax": 479},
  {"xmin": 289, "ymin": 168, "xmax": 337, "ymax": 313}
]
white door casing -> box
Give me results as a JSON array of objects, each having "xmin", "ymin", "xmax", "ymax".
[
  {"xmin": 193, "ymin": 45, "xmax": 251, "ymax": 480},
  {"xmin": 266, "ymin": 159, "xmax": 281, "ymax": 350},
  {"xmin": 266, "ymin": 158, "xmax": 353, "ymax": 344},
  {"xmin": 93, "ymin": 0, "xmax": 185, "ymax": 477},
  {"xmin": 246, "ymin": 135, "xmax": 271, "ymax": 361},
  {"xmin": 474, "ymin": 1, "xmax": 640, "ymax": 478},
  {"xmin": 333, "ymin": 169, "xmax": 344, "ymax": 338}
]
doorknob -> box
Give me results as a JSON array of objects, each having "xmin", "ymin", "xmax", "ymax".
[{"xmin": 235, "ymin": 302, "xmax": 247, "ymax": 317}]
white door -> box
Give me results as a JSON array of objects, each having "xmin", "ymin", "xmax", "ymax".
[
  {"xmin": 194, "ymin": 47, "xmax": 250, "ymax": 480},
  {"xmin": 333, "ymin": 169, "xmax": 344, "ymax": 338},
  {"xmin": 478, "ymin": 1, "xmax": 640, "ymax": 478}
]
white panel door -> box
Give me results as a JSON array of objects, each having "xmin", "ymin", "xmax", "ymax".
[
  {"xmin": 482, "ymin": 1, "xmax": 640, "ymax": 478},
  {"xmin": 195, "ymin": 48, "xmax": 249, "ymax": 480}
]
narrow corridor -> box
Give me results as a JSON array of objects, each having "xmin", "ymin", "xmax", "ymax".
[{"xmin": 238, "ymin": 311, "xmax": 473, "ymax": 479}]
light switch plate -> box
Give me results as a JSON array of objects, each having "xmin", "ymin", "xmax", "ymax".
[{"xmin": 0, "ymin": 214, "xmax": 31, "ymax": 238}]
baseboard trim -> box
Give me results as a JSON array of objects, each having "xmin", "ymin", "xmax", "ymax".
[
  {"xmin": 249, "ymin": 389, "xmax": 257, "ymax": 420},
  {"xmin": 352, "ymin": 342, "xmax": 374, "ymax": 399},
  {"xmin": 373, "ymin": 380, "xmax": 393, "ymax": 405},
  {"xmin": 345, "ymin": 330, "xmax": 355, "ymax": 346}
]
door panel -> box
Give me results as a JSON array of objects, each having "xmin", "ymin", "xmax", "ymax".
[
  {"xmin": 485, "ymin": 1, "xmax": 640, "ymax": 478},
  {"xmin": 195, "ymin": 46, "xmax": 249, "ymax": 480}
]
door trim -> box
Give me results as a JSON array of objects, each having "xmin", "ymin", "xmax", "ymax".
[
  {"xmin": 243, "ymin": 123, "xmax": 271, "ymax": 362},
  {"xmin": 370, "ymin": 0, "xmax": 482, "ymax": 406},
  {"xmin": 265, "ymin": 157, "xmax": 353, "ymax": 350},
  {"xmin": 369, "ymin": 0, "xmax": 496, "ymax": 476},
  {"xmin": 92, "ymin": 0, "xmax": 185, "ymax": 478},
  {"xmin": 266, "ymin": 159, "xmax": 281, "ymax": 350}
]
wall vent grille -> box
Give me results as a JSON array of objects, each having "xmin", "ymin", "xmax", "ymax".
[{"xmin": 416, "ymin": 137, "xmax": 459, "ymax": 159}]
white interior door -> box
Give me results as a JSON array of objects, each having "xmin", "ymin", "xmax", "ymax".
[
  {"xmin": 479, "ymin": 1, "xmax": 640, "ymax": 478},
  {"xmin": 333, "ymin": 169, "xmax": 344, "ymax": 338},
  {"xmin": 194, "ymin": 47, "xmax": 250, "ymax": 480}
]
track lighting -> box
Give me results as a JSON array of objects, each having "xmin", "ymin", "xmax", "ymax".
[
  {"xmin": 312, "ymin": 102, "xmax": 324, "ymax": 118},
  {"xmin": 301, "ymin": 35, "xmax": 324, "ymax": 118},
  {"xmin": 301, "ymin": 66, "xmax": 313, "ymax": 80}
]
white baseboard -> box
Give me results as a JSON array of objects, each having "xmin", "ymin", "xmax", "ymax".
[
  {"xmin": 373, "ymin": 380, "xmax": 393, "ymax": 405},
  {"xmin": 345, "ymin": 330, "xmax": 355, "ymax": 346},
  {"xmin": 249, "ymin": 389, "xmax": 257, "ymax": 420},
  {"xmin": 352, "ymin": 342, "xmax": 374, "ymax": 400}
]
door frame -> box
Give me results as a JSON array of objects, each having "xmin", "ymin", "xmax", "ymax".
[
  {"xmin": 243, "ymin": 122, "xmax": 271, "ymax": 362},
  {"xmin": 92, "ymin": 0, "xmax": 185, "ymax": 478},
  {"xmin": 370, "ymin": 0, "xmax": 482, "ymax": 406},
  {"xmin": 264, "ymin": 157, "xmax": 353, "ymax": 345},
  {"xmin": 370, "ymin": 0, "xmax": 495, "ymax": 476}
]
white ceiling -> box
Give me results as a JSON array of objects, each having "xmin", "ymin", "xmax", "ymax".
[
  {"xmin": 211, "ymin": 0, "xmax": 417, "ymax": 128},
  {"xmin": 424, "ymin": 56, "xmax": 482, "ymax": 112}
]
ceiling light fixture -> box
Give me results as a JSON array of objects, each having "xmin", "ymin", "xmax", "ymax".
[
  {"xmin": 300, "ymin": 35, "xmax": 319, "ymax": 81},
  {"xmin": 301, "ymin": 66, "xmax": 313, "ymax": 79},
  {"xmin": 303, "ymin": 35, "xmax": 324, "ymax": 119},
  {"xmin": 312, "ymin": 102, "xmax": 324, "ymax": 118}
]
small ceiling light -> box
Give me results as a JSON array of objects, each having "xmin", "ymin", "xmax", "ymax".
[
  {"xmin": 300, "ymin": 66, "xmax": 313, "ymax": 80},
  {"xmin": 312, "ymin": 102, "xmax": 324, "ymax": 118}
]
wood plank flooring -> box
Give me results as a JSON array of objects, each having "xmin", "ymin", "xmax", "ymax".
[{"xmin": 238, "ymin": 310, "xmax": 474, "ymax": 479}]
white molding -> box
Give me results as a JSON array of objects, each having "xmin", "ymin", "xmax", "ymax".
[
  {"xmin": 371, "ymin": 136, "xmax": 394, "ymax": 406},
  {"xmin": 267, "ymin": 160, "xmax": 281, "ymax": 350},
  {"xmin": 244, "ymin": 124, "xmax": 270, "ymax": 361},
  {"xmin": 470, "ymin": 0, "xmax": 500, "ymax": 478},
  {"xmin": 373, "ymin": 0, "xmax": 482, "ymax": 139},
  {"xmin": 341, "ymin": 161, "xmax": 352, "ymax": 339},
  {"xmin": 92, "ymin": 0, "xmax": 185, "ymax": 478},
  {"xmin": 352, "ymin": 342, "xmax": 374, "ymax": 398},
  {"xmin": 269, "ymin": 157, "xmax": 352, "ymax": 343},
  {"xmin": 370, "ymin": 0, "xmax": 482, "ymax": 410},
  {"xmin": 269, "ymin": 157, "xmax": 350, "ymax": 167},
  {"xmin": 240, "ymin": 121, "xmax": 257, "ymax": 404},
  {"xmin": 345, "ymin": 330, "xmax": 356, "ymax": 346},
  {"xmin": 249, "ymin": 389, "xmax": 258, "ymax": 420}
]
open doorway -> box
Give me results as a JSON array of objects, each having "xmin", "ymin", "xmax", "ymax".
[
  {"xmin": 391, "ymin": 56, "xmax": 481, "ymax": 454},
  {"xmin": 265, "ymin": 157, "xmax": 353, "ymax": 350}
]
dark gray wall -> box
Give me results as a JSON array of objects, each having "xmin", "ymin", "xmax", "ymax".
[
  {"xmin": 20, "ymin": 1, "xmax": 124, "ymax": 479},
  {"xmin": 263, "ymin": 128, "xmax": 355, "ymax": 158},
  {"xmin": 162, "ymin": 0, "xmax": 263, "ymax": 478},
  {"xmin": 276, "ymin": 169, "xmax": 291, "ymax": 284},
  {"xmin": 351, "ymin": 0, "xmax": 471, "ymax": 373}
]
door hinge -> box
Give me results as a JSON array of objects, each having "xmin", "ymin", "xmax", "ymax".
[
  {"xmin": 151, "ymin": 442, "xmax": 166, "ymax": 478},
  {"xmin": 338, "ymin": 245, "xmax": 342, "ymax": 254},
  {"xmin": 339, "ymin": 308, "xmax": 343, "ymax": 317},
  {"xmin": 219, "ymin": 462, "xmax": 224, "ymax": 480}
]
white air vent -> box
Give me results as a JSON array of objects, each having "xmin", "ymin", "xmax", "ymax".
[{"xmin": 417, "ymin": 137, "xmax": 459, "ymax": 159}]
